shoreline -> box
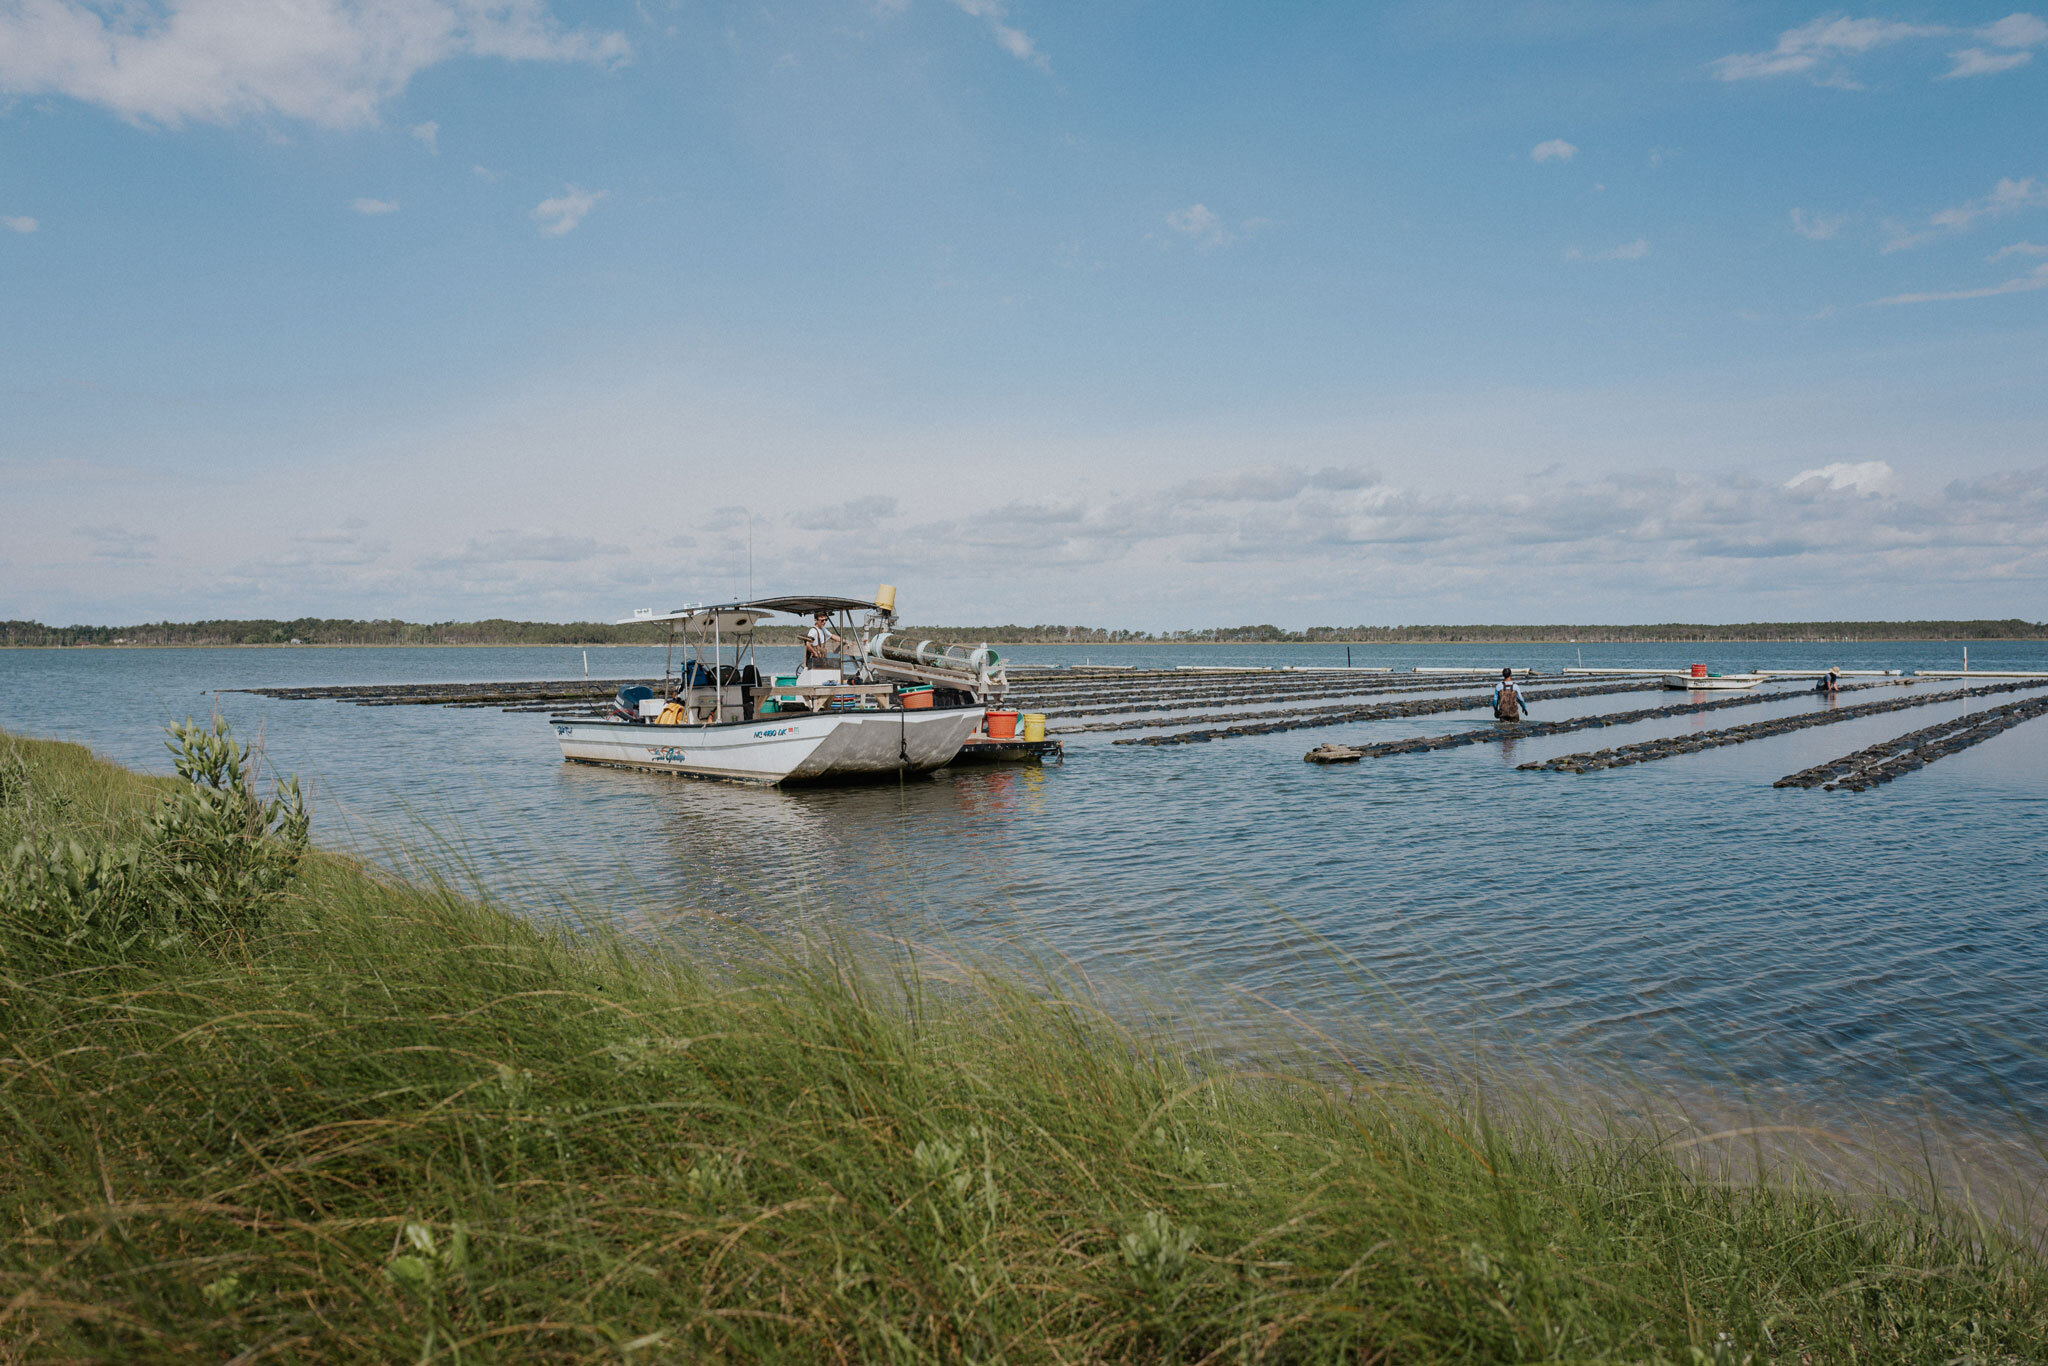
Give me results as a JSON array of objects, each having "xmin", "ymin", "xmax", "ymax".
[{"xmin": 7, "ymin": 635, "xmax": 2046, "ymax": 651}]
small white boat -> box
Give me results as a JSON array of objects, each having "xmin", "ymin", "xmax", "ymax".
[
  {"xmin": 1661, "ymin": 672, "xmax": 1764, "ymax": 691},
  {"xmin": 550, "ymin": 592, "xmax": 995, "ymax": 785}
]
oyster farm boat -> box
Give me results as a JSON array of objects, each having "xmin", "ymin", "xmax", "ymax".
[
  {"xmin": 550, "ymin": 589, "xmax": 1007, "ymax": 785},
  {"xmin": 1661, "ymin": 667, "xmax": 1765, "ymax": 692}
]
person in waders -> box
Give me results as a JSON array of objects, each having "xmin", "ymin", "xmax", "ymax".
[{"xmin": 1493, "ymin": 667, "xmax": 1529, "ymax": 722}]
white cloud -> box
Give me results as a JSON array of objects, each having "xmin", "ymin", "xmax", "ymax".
[
  {"xmin": 2, "ymin": 214, "xmax": 36, "ymax": 233},
  {"xmin": 1567, "ymin": 238, "xmax": 1649, "ymax": 262},
  {"xmin": 1711, "ymin": 16, "xmax": 1942, "ymax": 82},
  {"xmin": 19, "ymin": 393, "xmax": 2048, "ymax": 623},
  {"xmin": 1174, "ymin": 467, "xmax": 1312, "ymax": 504},
  {"xmin": 1982, "ymin": 12, "xmax": 2048, "ymax": 47},
  {"xmin": 843, "ymin": 457, "xmax": 2048, "ymax": 612},
  {"xmin": 1164, "ymin": 203, "xmax": 1235, "ymax": 249},
  {"xmin": 1790, "ymin": 208, "xmax": 1846, "ymax": 240},
  {"xmin": 269, "ymin": 522, "xmax": 391, "ymax": 569},
  {"xmin": 1947, "ymin": 12, "xmax": 2048, "ymax": 75},
  {"xmin": 1880, "ymin": 219, "xmax": 1936, "ymax": 254},
  {"xmin": 1712, "ymin": 12, "xmax": 2048, "ymax": 85},
  {"xmin": 1942, "ymin": 46, "xmax": 2032, "ymax": 77},
  {"xmin": 943, "ymin": 0, "xmax": 1048, "ymax": 70},
  {"xmin": 424, "ymin": 529, "xmax": 615, "ymax": 569},
  {"xmin": 1991, "ymin": 240, "xmax": 2048, "ymax": 259},
  {"xmin": 793, "ymin": 495, "xmax": 899, "ymax": 530},
  {"xmin": 1874, "ymin": 260, "xmax": 2048, "ymax": 304},
  {"xmin": 410, "ymin": 119, "xmax": 438, "ymax": 152},
  {"xmin": 1530, "ymin": 138, "xmax": 1577, "ymax": 163},
  {"xmin": 0, "ymin": 0, "xmax": 629, "ymax": 129},
  {"xmin": 1931, "ymin": 176, "xmax": 2048, "ymax": 231},
  {"xmin": 351, "ymin": 197, "xmax": 399, "ymax": 215},
  {"xmin": 77, "ymin": 523, "xmax": 158, "ymax": 561},
  {"xmin": 532, "ymin": 185, "xmax": 605, "ymax": 237},
  {"xmin": 1785, "ymin": 460, "xmax": 1894, "ymax": 495},
  {"xmin": 1882, "ymin": 177, "xmax": 2048, "ymax": 253}
]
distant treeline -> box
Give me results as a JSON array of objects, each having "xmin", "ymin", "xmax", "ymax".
[
  {"xmin": 1184, "ymin": 620, "xmax": 2048, "ymax": 644},
  {"xmin": 6, "ymin": 617, "xmax": 2046, "ymax": 648},
  {"xmin": 3, "ymin": 619, "xmax": 682, "ymax": 648}
]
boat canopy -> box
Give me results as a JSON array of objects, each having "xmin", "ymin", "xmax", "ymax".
[
  {"xmin": 616, "ymin": 606, "xmax": 766, "ymax": 631},
  {"xmin": 615, "ymin": 594, "xmax": 882, "ymax": 629},
  {"xmin": 736, "ymin": 594, "xmax": 885, "ymax": 617}
]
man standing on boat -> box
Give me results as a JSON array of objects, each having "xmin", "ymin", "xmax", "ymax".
[
  {"xmin": 1493, "ymin": 668, "xmax": 1530, "ymax": 722},
  {"xmin": 804, "ymin": 611, "xmax": 846, "ymax": 670}
]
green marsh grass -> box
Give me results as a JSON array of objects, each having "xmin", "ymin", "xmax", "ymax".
[{"xmin": 2, "ymin": 728, "xmax": 2044, "ymax": 1361}]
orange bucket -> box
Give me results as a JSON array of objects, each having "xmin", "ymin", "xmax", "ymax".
[
  {"xmin": 900, "ymin": 687, "xmax": 934, "ymax": 710},
  {"xmin": 985, "ymin": 709, "xmax": 1019, "ymax": 740},
  {"xmin": 1690, "ymin": 663, "xmax": 1707, "ymax": 678}
]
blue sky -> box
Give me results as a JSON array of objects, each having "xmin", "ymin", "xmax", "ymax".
[{"xmin": 3, "ymin": 2, "xmax": 2046, "ymax": 628}]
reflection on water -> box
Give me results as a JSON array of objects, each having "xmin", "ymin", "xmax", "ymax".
[{"xmin": 4, "ymin": 640, "xmax": 2047, "ymax": 1141}]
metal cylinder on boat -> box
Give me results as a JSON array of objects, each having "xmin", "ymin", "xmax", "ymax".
[{"xmin": 869, "ymin": 635, "xmax": 979, "ymax": 678}]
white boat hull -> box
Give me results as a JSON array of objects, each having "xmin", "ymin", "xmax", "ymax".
[
  {"xmin": 550, "ymin": 706, "xmax": 984, "ymax": 784},
  {"xmin": 1661, "ymin": 674, "xmax": 1764, "ymax": 691}
]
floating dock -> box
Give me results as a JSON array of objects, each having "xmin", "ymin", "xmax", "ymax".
[{"xmin": 952, "ymin": 737, "xmax": 1064, "ymax": 765}]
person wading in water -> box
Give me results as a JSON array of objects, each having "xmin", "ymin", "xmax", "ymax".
[{"xmin": 1493, "ymin": 668, "xmax": 1530, "ymax": 722}]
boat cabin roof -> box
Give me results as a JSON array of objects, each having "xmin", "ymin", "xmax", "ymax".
[
  {"xmin": 738, "ymin": 594, "xmax": 881, "ymax": 617},
  {"xmin": 616, "ymin": 594, "xmax": 881, "ymax": 630}
]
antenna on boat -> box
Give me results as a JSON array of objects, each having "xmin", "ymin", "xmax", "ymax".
[{"xmin": 746, "ymin": 510, "xmax": 754, "ymax": 600}]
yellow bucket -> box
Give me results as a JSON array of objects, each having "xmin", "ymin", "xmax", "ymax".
[{"xmin": 1021, "ymin": 713, "xmax": 1046, "ymax": 742}]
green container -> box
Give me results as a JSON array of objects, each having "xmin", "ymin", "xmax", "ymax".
[
  {"xmin": 773, "ymin": 675, "xmax": 798, "ymax": 687},
  {"xmin": 758, "ymin": 701, "xmax": 780, "ymax": 715}
]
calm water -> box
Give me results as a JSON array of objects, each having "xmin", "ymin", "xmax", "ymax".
[{"xmin": 5, "ymin": 640, "xmax": 2045, "ymax": 1134}]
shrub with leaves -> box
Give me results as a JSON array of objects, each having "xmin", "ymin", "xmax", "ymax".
[
  {"xmin": 0, "ymin": 719, "xmax": 307, "ymax": 966},
  {"xmin": 145, "ymin": 717, "xmax": 309, "ymax": 948},
  {"xmin": 0, "ymin": 836, "xmax": 153, "ymax": 967}
]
